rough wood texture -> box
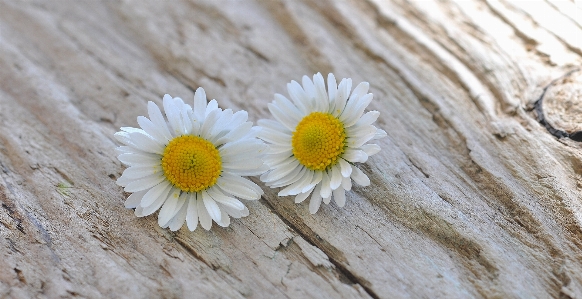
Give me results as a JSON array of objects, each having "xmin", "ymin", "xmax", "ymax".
[{"xmin": 1, "ymin": 1, "xmax": 581, "ymax": 298}]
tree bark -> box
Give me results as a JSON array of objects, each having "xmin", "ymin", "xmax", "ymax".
[{"xmin": 0, "ymin": 0, "xmax": 581, "ymax": 298}]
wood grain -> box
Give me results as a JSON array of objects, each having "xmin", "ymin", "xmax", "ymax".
[{"xmin": 0, "ymin": 0, "xmax": 581, "ymax": 298}]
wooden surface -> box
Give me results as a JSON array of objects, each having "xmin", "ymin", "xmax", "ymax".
[{"xmin": 0, "ymin": 0, "xmax": 581, "ymax": 298}]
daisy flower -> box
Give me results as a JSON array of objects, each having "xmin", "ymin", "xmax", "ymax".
[
  {"xmin": 114, "ymin": 88, "xmax": 267, "ymax": 231},
  {"xmin": 258, "ymin": 73, "xmax": 386, "ymax": 214}
]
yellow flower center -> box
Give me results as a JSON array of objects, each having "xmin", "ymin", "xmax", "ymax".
[
  {"xmin": 161, "ymin": 135, "xmax": 222, "ymax": 192},
  {"xmin": 292, "ymin": 112, "xmax": 346, "ymax": 171}
]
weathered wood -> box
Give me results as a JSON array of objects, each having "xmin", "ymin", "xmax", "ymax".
[{"xmin": 0, "ymin": 0, "xmax": 581, "ymax": 298}]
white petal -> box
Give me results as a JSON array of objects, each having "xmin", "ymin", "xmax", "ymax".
[
  {"xmin": 117, "ymin": 146, "xmax": 159, "ymax": 156},
  {"xmin": 140, "ymin": 181, "xmax": 171, "ymax": 207},
  {"xmin": 278, "ymin": 167, "xmax": 310, "ymax": 196},
  {"xmin": 115, "ymin": 145, "xmax": 137, "ymax": 155},
  {"xmin": 124, "ymin": 173, "xmax": 165, "ymax": 192},
  {"xmin": 327, "ymin": 73, "xmax": 337, "ymax": 104},
  {"xmin": 320, "ymin": 171, "xmax": 332, "ymax": 199},
  {"xmin": 122, "ymin": 165, "xmax": 162, "ymax": 180},
  {"xmin": 240, "ymin": 206, "xmax": 250, "ymax": 217},
  {"xmin": 147, "ymin": 101, "xmax": 173, "ymax": 141},
  {"xmin": 361, "ymin": 144, "xmax": 381, "ymax": 156},
  {"xmin": 199, "ymin": 108, "xmax": 221, "ymax": 139},
  {"xmin": 207, "ymin": 188, "xmax": 245, "ymax": 210},
  {"xmin": 323, "ymin": 195, "xmax": 331, "ymax": 205},
  {"xmin": 351, "ymin": 165, "xmax": 370, "ymax": 186},
  {"xmin": 333, "ymin": 188, "xmax": 346, "ymax": 207},
  {"xmin": 193, "ymin": 87, "xmax": 207, "ymax": 121},
  {"xmin": 227, "ymin": 110, "xmax": 249, "ymax": 129},
  {"xmin": 220, "ymin": 139, "xmax": 267, "ymax": 158},
  {"xmin": 294, "ymin": 168, "xmax": 314, "ymax": 193},
  {"xmin": 117, "ymin": 154, "xmax": 162, "ymax": 170},
  {"xmin": 342, "ymin": 94, "xmax": 374, "ymax": 127},
  {"xmin": 332, "ymin": 78, "xmax": 351, "ymax": 116},
  {"xmin": 220, "ymin": 204, "xmax": 248, "ymax": 218},
  {"xmin": 261, "ymin": 160, "xmax": 301, "ymax": 183},
  {"xmin": 260, "ymin": 125, "xmax": 292, "ymax": 139},
  {"xmin": 340, "ymin": 91, "xmax": 364, "ymax": 121},
  {"xmin": 356, "ymin": 111, "xmax": 380, "ymax": 126},
  {"xmin": 329, "ymin": 165, "xmax": 342, "ymax": 190},
  {"xmin": 120, "ymin": 127, "xmax": 143, "ymax": 134},
  {"xmin": 313, "ymin": 73, "xmax": 328, "ymax": 112},
  {"xmin": 303, "ymin": 170, "xmax": 323, "ymax": 193},
  {"xmin": 217, "ymin": 141, "xmax": 269, "ymax": 162},
  {"xmin": 263, "ymin": 150, "xmax": 294, "ymax": 166},
  {"xmin": 217, "ymin": 179, "xmax": 258, "ymax": 200},
  {"xmin": 186, "ymin": 193, "xmax": 199, "ymax": 231},
  {"xmin": 168, "ymin": 199, "xmax": 188, "ymax": 231},
  {"xmin": 258, "ymin": 128, "xmax": 291, "ymax": 146},
  {"xmin": 342, "ymin": 176, "xmax": 352, "ymax": 191},
  {"xmin": 300, "ymin": 79, "xmax": 316, "ymax": 111},
  {"xmin": 267, "ymin": 154, "xmax": 299, "ymax": 169},
  {"xmin": 158, "ymin": 191, "xmax": 181, "ymax": 227},
  {"xmin": 116, "ymin": 173, "xmax": 134, "ymax": 187},
  {"xmin": 198, "ymin": 197, "xmax": 212, "ymax": 230},
  {"xmin": 134, "ymin": 206, "xmax": 145, "ymax": 217},
  {"xmin": 218, "ymin": 175, "xmax": 262, "ymax": 200},
  {"xmin": 302, "ymin": 75, "xmax": 316, "ymax": 102},
  {"xmin": 295, "ymin": 186, "xmax": 314, "ymax": 203},
  {"xmin": 163, "ymin": 95, "xmax": 185, "ymax": 136},
  {"xmin": 117, "ymin": 153, "xmax": 160, "ymax": 167},
  {"xmin": 181, "ymin": 105, "xmax": 193, "ymax": 135},
  {"xmin": 351, "ymin": 82, "xmax": 370, "ymax": 102},
  {"xmin": 114, "ymin": 132, "xmax": 132, "ymax": 146},
  {"xmin": 190, "ymin": 120, "xmax": 201, "ymax": 136},
  {"xmin": 343, "ymin": 149, "xmax": 369, "ymax": 163},
  {"xmin": 347, "ymin": 124, "xmax": 377, "ymax": 143},
  {"xmin": 225, "ymin": 164, "xmax": 269, "ymax": 177},
  {"xmin": 129, "ymin": 132, "xmax": 164, "ymax": 154},
  {"xmin": 347, "ymin": 123, "xmax": 376, "ymax": 135},
  {"xmin": 208, "ymin": 109, "xmax": 232, "ymax": 141},
  {"xmin": 374, "ymin": 129, "xmax": 387, "ymax": 140},
  {"xmin": 143, "ymin": 187, "xmax": 176, "ymax": 216},
  {"xmin": 258, "ymin": 118, "xmax": 291, "ymax": 134},
  {"xmin": 338, "ymin": 158, "xmax": 352, "ymax": 177},
  {"xmin": 287, "ymin": 81, "xmax": 309, "ymax": 114},
  {"xmin": 273, "ymin": 94, "xmax": 303, "ymax": 124},
  {"xmin": 216, "ymin": 122, "xmax": 253, "ymax": 145},
  {"xmin": 309, "ymin": 183, "xmax": 323, "ymax": 214},
  {"xmin": 202, "ymin": 191, "xmax": 222, "ymax": 223},
  {"xmin": 206, "ymin": 99, "xmax": 219, "ymax": 116},
  {"xmin": 267, "ymin": 102, "xmax": 298, "ymax": 132},
  {"xmin": 137, "ymin": 116, "xmax": 170, "ymax": 144},
  {"xmin": 174, "ymin": 192, "xmax": 189, "ymax": 214},
  {"xmin": 215, "ymin": 209, "xmax": 230, "ymax": 227},
  {"xmin": 219, "ymin": 139, "xmax": 265, "ymax": 158},
  {"xmin": 209, "ymin": 112, "xmax": 233, "ymax": 141},
  {"xmin": 221, "ymin": 173, "xmax": 263, "ymax": 195},
  {"xmin": 222, "ymin": 157, "xmax": 265, "ymax": 171},
  {"xmin": 240, "ymin": 125, "xmax": 260, "ymax": 139},
  {"xmin": 266, "ymin": 164, "xmax": 304, "ymax": 188},
  {"xmin": 124, "ymin": 190, "xmax": 147, "ymax": 208}
]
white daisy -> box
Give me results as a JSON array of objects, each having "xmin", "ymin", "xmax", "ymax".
[
  {"xmin": 114, "ymin": 88, "xmax": 268, "ymax": 231},
  {"xmin": 258, "ymin": 73, "xmax": 386, "ymax": 214}
]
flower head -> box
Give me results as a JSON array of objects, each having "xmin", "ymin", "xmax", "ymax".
[
  {"xmin": 258, "ymin": 73, "xmax": 386, "ymax": 214},
  {"xmin": 115, "ymin": 88, "xmax": 267, "ymax": 231}
]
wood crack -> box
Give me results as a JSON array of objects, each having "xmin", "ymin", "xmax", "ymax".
[
  {"xmin": 174, "ymin": 236, "xmax": 218, "ymax": 270},
  {"xmin": 259, "ymin": 197, "xmax": 380, "ymax": 299}
]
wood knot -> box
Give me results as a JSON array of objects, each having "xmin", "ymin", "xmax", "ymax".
[{"xmin": 536, "ymin": 69, "xmax": 582, "ymax": 141}]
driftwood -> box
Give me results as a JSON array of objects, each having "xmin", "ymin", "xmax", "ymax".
[{"xmin": 0, "ymin": 0, "xmax": 581, "ymax": 298}]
